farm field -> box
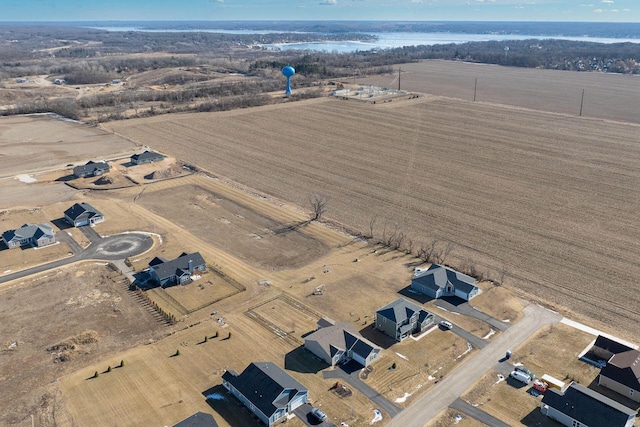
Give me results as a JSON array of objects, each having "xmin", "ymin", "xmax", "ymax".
[
  {"xmin": 106, "ymin": 95, "xmax": 640, "ymax": 340},
  {"xmin": 0, "ymin": 263, "xmax": 166, "ymax": 427},
  {"xmin": 0, "ymin": 115, "xmax": 137, "ymax": 177},
  {"xmin": 359, "ymin": 60, "xmax": 640, "ymax": 124}
]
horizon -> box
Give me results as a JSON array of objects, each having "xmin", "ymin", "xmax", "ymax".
[{"xmin": 1, "ymin": 0, "xmax": 638, "ymax": 23}]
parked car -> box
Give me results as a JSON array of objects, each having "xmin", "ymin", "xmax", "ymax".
[
  {"xmin": 510, "ymin": 370, "xmax": 531, "ymax": 385},
  {"xmin": 515, "ymin": 366, "xmax": 536, "ymax": 381},
  {"xmin": 439, "ymin": 320, "xmax": 453, "ymax": 330},
  {"xmin": 310, "ymin": 407, "xmax": 327, "ymax": 422}
]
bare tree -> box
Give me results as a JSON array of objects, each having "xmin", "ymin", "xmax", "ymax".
[
  {"xmin": 498, "ymin": 265, "xmax": 509, "ymax": 286},
  {"xmin": 436, "ymin": 241, "xmax": 455, "ymax": 264},
  {"xmin": 368, "ymin": 215, "xmax": 378, "ymax": 240},
  {"xmin": 405, "ymin": 238, "xmax": 414, "ymax": 255},
  {"xmin": 309, "ymin": 193, "xmax": 329, "ymax": 221}
]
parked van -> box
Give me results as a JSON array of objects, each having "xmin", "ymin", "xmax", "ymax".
[{"xmin": 510, "ymin": 370, "xmax": 531, "ymax": 385}]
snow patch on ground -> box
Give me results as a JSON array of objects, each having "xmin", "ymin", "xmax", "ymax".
[
  {"xmin": 16, "ymin": 174, "xmax": 37, "ymax": 183},
  {"xmin": 370, "ymin": 409, "xmax": 382, "ymax": 424},
  {"xmin": 483, "ymin": 329, "xmax": 496, "ymax": 339},
  {"xmin": 455, "ymin": 343, "xmax": 473, "ymax": 360},
  {"xmin": 395, "ymin": 392, "xmax": 411, "ymax": 403},
  {"xmin": 502, "ymin": 319, "xmax": 511, "ymax": 322},
  {"xmin": 395, "ymin": 352, "xmax": 409, "ymax": 361}
]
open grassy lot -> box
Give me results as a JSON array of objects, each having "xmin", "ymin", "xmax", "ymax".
[
  {"xmin": 0, "ymin": 114, "xmax": 136, "ymax": 176},
  {"xmin": 359, "ymin": 60, "xmax": 640, "ymax": 124},
  {"xmin": 106, "ymin": 96, "xmax": 640, "ymax": 340},
  {"xmin": 138, "ymin": 183, "xmax": 330, "ymax": 270},
  {"xmin": 0, "ymin": 263, "xmax": 166, "ymax": 427},
  {"xmin": 59, "ymin": 305, "xmax": 385, "ymax": 427},
  {"xmin": 469, "ymin": 284, "xmax": 524, "ymax": 324}
]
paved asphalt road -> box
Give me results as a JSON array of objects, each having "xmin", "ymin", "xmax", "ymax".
[
  {"xmin": 0, "ymin": 231, "xmax": 152, "ymax": 285},
  {"xmin": 386, "ymin": 304, "xmax": 561, "ymax": 427}
]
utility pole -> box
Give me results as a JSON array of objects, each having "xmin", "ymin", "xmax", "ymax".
[
  {"xmin": 579, "ymin": 89, "xmax": 585, "ymax": 117},
  {"xmin": 398, "ymin": 67, "xmax": 401, "ymax": 91}
]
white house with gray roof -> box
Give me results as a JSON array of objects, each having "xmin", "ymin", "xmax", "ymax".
[
  {"xmin": 2, "ymin": 223, "xmax": 56, "ymax": 249},
  {"xmin": 73, "ymin": 161, "xmax": 110, "ymax": 178},
  {"xmin": 375, "ymin": 298, "xmax": 434, "ymax": 342},
  {"xmin": 64, "ymin": 202, "xmax": 104, "ymax": 227},
  {"xmin": 221, "ymin": 362, "xmax": 308, "ymax": 427},
  {"xmin": 411, "ymin": 264, "xmax": 479, "ymax": 301},
  {"xmin": 304, "ymin": 318, "xmax": 380, "ymax": 367},
  {"xmin": 541, "ymin": 382, "xmax": 636, "ymax": 427}
]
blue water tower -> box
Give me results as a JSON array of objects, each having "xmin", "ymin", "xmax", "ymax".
[{"xmin": 282, "ymin": 66, "xmax": 295, "ymax": 95}]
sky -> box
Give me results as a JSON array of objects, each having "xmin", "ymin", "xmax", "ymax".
[{"xmin": 1, "ymin": 0, "xmax": 638, "ymax": 22}]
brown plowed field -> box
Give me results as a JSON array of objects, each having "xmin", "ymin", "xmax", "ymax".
[
  {"xmin": 359, "ymin": 60, "xmax": 640, "ymax": 124},
  {"xmin": 105, "ymin": 96, "xmax": 640, "ymax": 339}
]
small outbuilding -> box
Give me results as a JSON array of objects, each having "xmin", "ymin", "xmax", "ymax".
[
  {"xmin": 64, "ymin": 202, "xmax": 104, "ymax": 227},
  {"xmin": 222, "ymin": 362, "xmax": 308, "ymax": 427},
  {"xmin": 131, "ymin": 150, "xmax": 164, "ymax": 165},
  {"xmin": 411, "ymin": 263, "xmax": 479, "ymax": 301},
  {"xmin": 375, "ymin": 298, "xmax": 434, "ymax": 342},
  {"xmin": 2, "ymin": 223, "xmax": 56, "ymax": 249}
]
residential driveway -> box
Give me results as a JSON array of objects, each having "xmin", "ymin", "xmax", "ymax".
[
  {"xmin": 450, "ymin": 398, "xmax": 511, "ymax": 427},
  {"xmin": 435, "ymin": 298, "xmax": 510, "ymax": 332},
  {"xmin": 0, "ymin": 232, "xmax": 153, "ymax": 284},
  {"xmin": 323, "ymin": 364, "xmax": 402, "ymax": 417},
  {"xmin": 55, "ymin": 230, "xmax": 83, "ymax": 254},
  {"xmin": 386, "ymin": 303, "xmax": 561, "ymax": 427},
  {"xmin": 293, "ymin": 404, "xmax": 335, "ymax": 427},
  {"xmin": 433, "ymin": 314, "xmax": 487, "ymax": 349}
]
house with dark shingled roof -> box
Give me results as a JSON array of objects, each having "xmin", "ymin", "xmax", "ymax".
[
  {"xmin": 304, "ymin": 318, "xmax": 380, "ymax": 367},
  {"xmin": 64, "ymin": 202, "xmax": 104, "ymax": 227},
  {"xmin": 599, "ymin": 348, "xmax": 640, "ymax": 403},
  {"xmin": 73, "ymin": 161, "xmax": 110, "ymax": 178},
  {"xmin": 375, "ymin": 298, "xmax": 434, "ymax": 342},
  {"xmin": 131, "ymin": 150, "xmax": 164, "ymax": 165},
  {"xmin": 541, "ymin": 382, "xmax": 636, "ymax": 427},
  {"xmin": 221, "ymin": 362, "xmax": 308, "ymax": 426},
  {"xmin": 2, "ymin": 223, "xmax": 56, "ymax": 249},
  {"xmin": 411, "ymin": 263, "xmax": 479, "ymax": 301},
  {"xmin": 148, "ymin": 252, "xmax": 206, "ymax": 287}
]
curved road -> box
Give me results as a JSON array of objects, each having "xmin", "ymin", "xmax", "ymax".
[
  {"xmin": 0, "ymin": 231, "xmax": 152, "ymax": 285},
  {"xmin": 387, "ymin": 304, "xmax": 561, "ymax": 427}
]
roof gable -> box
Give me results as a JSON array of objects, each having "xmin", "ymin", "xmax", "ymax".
[
  {"xmin": 542, "ymin": 382, "xmax": 636, "ymax": 426},
  {"xmin": 376, "ymin": 298, "xmax": 430, "ymax": 324},
  {"xmin": 3, "ymin": 223, "xmax": 55, "ymax": 243},
  {"xmin": 150, "ymin": 252, "xmax": 205, "ymax": 281},
  {"xmin": 223, "ymin": 362, "xmax": 307, "ymax": 418},
  {"xmin": 64, "ymin": 202, "xmax": 102, "ymax": 221},
  {"xmin": 602, "ymin": 349, "xmax": 640, "ymax": 390},
  {"xmin": 305, "ymin": 322, "xmax": 379, "ymax": 360},
  {"xmin": 413, "ymin": 264, "xmax": 477, "ymax": 294}
]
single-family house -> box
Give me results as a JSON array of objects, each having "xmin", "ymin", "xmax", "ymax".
[
  {"xmin": 599, "ymin": 349, "xmax": 640, "ymax": 403},
  {"xmin": 73, "ymin": 161, "xmax": 110, "ymax": 178},
  {"xmin": 131, "ymin": 150, "xmax": 164, "ymax": 165},
  {"xmin": 2, "ymin": 223, "xmax": 56, "ymax": 249},
  {"xmin": 222, "ymin": 362, "xmax": 308, "ymax": 426},
  {"xmin": 148, "ymin": 252, "xmax": 206, "ymax": 287},
  {"xmin": 375, "ymin": 298, "xmax": 434, "ymax": 342},
  {"xmin": 64, "ymin": 202, "xmax": 104, "ymax": 227},
  {"xmin": 304, "ymin": 318, "xmax": 381, "ymax": 367},
  {"xmin": 411, "ymin": 264, "xmax": 479, "ymax": 301},
  {"xmin": 541, "ymin": 382, "xmax": 636, "ymax": 427}
]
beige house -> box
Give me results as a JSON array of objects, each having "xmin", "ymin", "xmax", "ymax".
[{"xmin": 599, "ymin": 349, "xmax": 640, "ymax": 403}]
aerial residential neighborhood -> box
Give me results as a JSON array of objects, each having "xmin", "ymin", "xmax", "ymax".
[{"xmin": 1, "ymin": 14, "xmax": 640, "ymax": 427}]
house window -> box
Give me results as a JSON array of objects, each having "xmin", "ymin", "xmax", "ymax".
[
  {"xmin": 630, "ymin": 389, "xmax": 635, "ymax": 397},
  {"xmin": 572, "ymin": 421, "xmax": 581, "ymax": 427}
]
